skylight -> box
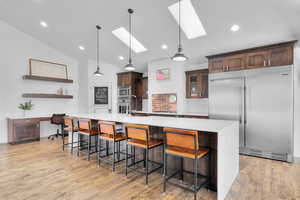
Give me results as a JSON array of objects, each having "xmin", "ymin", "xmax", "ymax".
[
  {"xmin": 168, "ymin": 0, "xmax": 207, "ymax": 39},
  {"xmin": 112, "ymin": 27, "xmax": 147, "ymax": 53}
]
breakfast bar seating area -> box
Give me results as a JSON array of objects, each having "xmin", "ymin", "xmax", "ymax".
[{"xmin": 59, "ymin": 113, "xmax": 239, "ymax": 200}]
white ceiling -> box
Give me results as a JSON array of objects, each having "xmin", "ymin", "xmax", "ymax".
[{"xmin": 0, "ymin": 0, "xmax": 299, "ymax": 72}]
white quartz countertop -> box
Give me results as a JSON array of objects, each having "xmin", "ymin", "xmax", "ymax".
[
  {"xmin": 131, "ymin": 111, "xmax": 209, "ymax": 117},
  {"xmin": 68, "ymin": 113, "xmax": 237, "ymax": 133}
]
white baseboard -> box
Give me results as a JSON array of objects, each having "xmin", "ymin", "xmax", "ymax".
[{"xmin": 294, "ymin": 157, "xmax": 300, "ymax": 163}]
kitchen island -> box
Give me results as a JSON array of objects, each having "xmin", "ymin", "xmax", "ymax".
[{"xmin": 69, "ymin": 113, "xmax": 239, "ymax": 200}]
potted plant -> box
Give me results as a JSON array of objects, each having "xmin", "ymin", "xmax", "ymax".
[{"xmin": 18, "ymin": 101, "xmax": 34, "ymax": 117}]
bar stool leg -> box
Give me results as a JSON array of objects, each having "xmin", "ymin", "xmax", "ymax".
[
  {"xmin": 88, "ymin": 135, "xmax": 91, "ymax": 161},
  {"xmin": 77, "ymin": 134, "xmax": 81, "ymax": 156},
  {"xmin": 112, "ymin": 141, "xmax": 115, "ymax": 172},
  {"xmin": 180, "ymin": 157, "xmax": 184, "ymax": 181},
  {"xmin": 98, "ymin": 138, "xmax": 101, "ymax": 166},
  {"xmin": 71, "ymin": 131, "xmax": 74, "ymax": 154},
  {"xmin": 125, "ymin": 143, "xmax": 128, "ymax": 176},
  {"xmin": 133, "ymin": 146, "xmax": 136, "ymax": 165},
  {"xmin": 117, "ymin": 141, "xmax": 121, "ymax": 161},
  {"xmin": 62, "ymin": 131, "xmax": 65, "ymax": 151},
  {"xmin": 145, "ymin": 148, "xmax": 149, "ymax": 184},
  {"xmin": 106, "ymin": 141, "xmax": 109, "ymax": 156},
  {"xmin": 143, "ymin": 149, "xmax": 146, "ymax": 168},
  {"xmin": 194, "ymin": 158, "xmax": 198, "ymax": 200},
  {"xmin": 163, "ymin": 152, "xmax": 167, "ymax": 192}
]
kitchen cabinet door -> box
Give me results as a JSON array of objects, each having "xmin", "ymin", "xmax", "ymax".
[
  {"xmin": 268, "ymin": 46, "xmax": 293, "ymax": 67},
  {"xmin": 245, "ymin": 50, "xmax": 269, "ymax": 69},
  {"xmin": 209, "ymin": 57, "xmax": 225, "ymax": 73},
  {"xmin": 142, "ymin": 77, "xmax": 148, "ymax": 99},
  {"xmin": 186, "ymin": 70, "xmax": 208, "ymax": 99},
  {"xmin": 223, "ymin": 54, "xmax": 245, "ymax": 72}
]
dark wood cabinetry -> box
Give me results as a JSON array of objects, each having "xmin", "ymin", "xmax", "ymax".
[
  {"xmin": 117, "ymin": 72, "xmax": 143, "ymax": 111},
  {"xmin": 186, "ymin": 69, "xmax": 208, "ymax": 99},
  {"xmin": 141, "ymin": 77, "xmax": 148, "ymax": 99},
  {"xmin": 207, "ymin": 41, "xmax": 296, "ymax": 73},
  {"xmin": 7, "ymin": 117, "xmax": 50, "ymax": 144}
]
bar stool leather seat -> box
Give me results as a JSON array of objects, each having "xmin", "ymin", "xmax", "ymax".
[
  {"xmin": 99, "ymin": 133, "xmax": 126, "ymax": 141},
  {"xmin": 79, "ymin": 129, "xmax": 99, "ymax": 135},
  {"xmin": 165, "ymin": 145, "xmax": 209, "ymax": 159},
  {"xmin": 127, "ymin": 138, "xmax": 163, "ymax": 149}
]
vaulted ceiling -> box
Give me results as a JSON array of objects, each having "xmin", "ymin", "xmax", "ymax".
[{"xmin": 0, "ymin": 0, "xmax": 299, "ymax": 72}]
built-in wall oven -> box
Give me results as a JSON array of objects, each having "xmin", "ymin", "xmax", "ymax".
[{"xmin": 118, "ymin": 87, "xmax": 131, "ymax": 114}]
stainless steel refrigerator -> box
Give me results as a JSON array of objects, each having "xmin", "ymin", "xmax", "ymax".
[{"xmin": 209, "ymin": 66, "xmax": 293, "ymax": 162}]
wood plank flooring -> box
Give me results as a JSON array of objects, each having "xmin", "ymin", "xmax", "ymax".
[{"xmin": 0, "ymin": 139, "xmax": 299, "ymax": 200}]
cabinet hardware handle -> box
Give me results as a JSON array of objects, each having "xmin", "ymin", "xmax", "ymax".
[
  {"xmin": 268, "ymin": 59, "xmax": 271, "ymax": 66},
  {"xmin": 263, "ymin": 60, "xmax": 266, "ymax": 66}
]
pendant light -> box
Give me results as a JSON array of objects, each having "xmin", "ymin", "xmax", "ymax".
[
  {"xmin": 123, "ymin": 8, "xmax": 136, "ymax": 71},
  {"xmin": 172, "ymin": 0, "xmax": 188, "ymax": 62},
  {"xmin": 94, "ymin": 25, "xmax": 104, "ymax": 76}
]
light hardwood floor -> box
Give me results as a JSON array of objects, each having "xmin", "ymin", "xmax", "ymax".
[{"xmin": 0, "ymin": 139, "xmax": 299, "ymax": 200}]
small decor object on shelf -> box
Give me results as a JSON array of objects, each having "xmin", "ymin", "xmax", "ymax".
[
  {"xmin": 18, "ymin": 101, "xmax": 34, "ymax": 117},
  {"xmin": 57, "ymin": 87, "xmax": 63, "ymax": 95}
]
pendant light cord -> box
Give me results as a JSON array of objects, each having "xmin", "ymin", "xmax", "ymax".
[
  {"xmin": 129, "ymin": 9, "xmax": 133, "ymax": 64},
  {"xmin": 96, "ymin": 25, "xmax": 101, "ymax": 69},
  {"xmin": 178, "ymin": 0, "xmax": 181, "ymax": 50}
]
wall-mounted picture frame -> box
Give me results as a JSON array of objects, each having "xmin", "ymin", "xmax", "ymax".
[
  {"xmin": 94, "ymin": 87, "xmax": 109, "ymax": 105},
  {"xmin": 29, "ymin": 58, "xmax": 68, "ymax": 79},
  {"xmin": 156, "ymin": 68, "xmax": 170, "ymax": 80}
]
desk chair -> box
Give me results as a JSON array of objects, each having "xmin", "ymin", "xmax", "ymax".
[{"xmin": 48, "ymin": 114, "xmax": 66, "ymax": 140}]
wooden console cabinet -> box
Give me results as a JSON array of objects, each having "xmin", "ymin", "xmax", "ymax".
[
  {"xmin": 7, "ymin": 117, "xmax": 50, "ymax": 144},
  {"xmin": 207, "ymin": 40, "xmax": 297, "ymax": 73}
]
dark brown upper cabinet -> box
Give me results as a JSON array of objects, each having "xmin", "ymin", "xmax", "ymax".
[
  {"xmin": 208, "ymin": 57, "xmax": 225, "ymax": 73},
  {"xmin": 142, "ymin": 77, "xmax": 148, "ymax": 99},
  {"xmin": 186, "ymin": 69, "xmax": 208, "ymax": 99},
  {"xmin": 245, "ymin": 50, "xmax": 270, "ymax": 69},
  {"xmin": 223, "ymin": 54, "xmax": 246, "ymax": 72},
  {"xmin": 207, "ymin": 40, "xmax": 296, "ymax": 73}
]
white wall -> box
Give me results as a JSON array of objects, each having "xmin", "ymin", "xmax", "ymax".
[
  {"xmin": 147, "ymin": 58, "xmax": 208, "ymax": 114},
  {"xmin": 293, "ymin": 45, "xmax": 300, "ymax": 158},
  {"xmin": 87, "ymin": 60, "xmax": 120, "ymax": 114},
  {"xmin": 0, "ymin": 20, "xmax": 79, "ymax": 143}
]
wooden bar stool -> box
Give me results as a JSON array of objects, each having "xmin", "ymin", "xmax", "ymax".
[
  {"xmin": 77, "ymin": 119, "xmax": 99, "ymax": 161},
  {"xmin": 125, "ymin": 124, "xmax": 163, "ymax": 184},
  {"xmin": 163, "ymin": 128, "xmax": 210, "ymax": 200},
  {"xmin": 62, "ymin": 116, "xmax": 79, "ymax": 153},
  {"xmin": 97, "ymin": 121, "xmax": 127, "ymax": 172}
]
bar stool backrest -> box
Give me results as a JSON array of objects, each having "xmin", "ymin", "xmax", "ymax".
[
  {"xmin": 163, "ymin": 128, "xmax": 199, "ymax": 151},
  {"xmin": 78, "ymin": 119, "xmax": 91, "ymax": 131},
  {"xmin": 125, "ymin": 124, "xmax": 150, "ymax": 142},
  {"xmin": 98, "ymin": 121, "xmax": 116, "ymax": 136}
]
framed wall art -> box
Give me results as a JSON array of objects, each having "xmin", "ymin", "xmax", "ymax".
[{"xmin": 29, "ymin": 58, "xmax": 68, "ymax": 79}]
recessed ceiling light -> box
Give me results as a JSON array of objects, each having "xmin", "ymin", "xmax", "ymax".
[
  {"xmin": 78, "ymin": 45, "xmax": 85, "ymax": 51},
  {"xmin": 168, "ymin": 0, "xmax": 207, "ymax": 39},
  {"xmin": 112, "ymin": 27, "xmax": 147, "ymax": 53},
  {"xmin": 119, "ymin": 56, "xmax": 124, "ymax": 60},
  {"xmin": 40, "ymin": 21, "xmax": 48, "ymax": 28},
  {"xmin": 231, "ymin": 25, "xmax": 240, "ymax": 32},
  {"xmin": 161, "ymin": 44, "xmax": 168, "ymax": 50}
]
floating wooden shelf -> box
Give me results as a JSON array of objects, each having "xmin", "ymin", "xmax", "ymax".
[
  {"xmin": 22, "ymin": 93, "xmax": 73, "ymax": 99},
  {"xmin": 23, "ymin": 75, "xmax": 73, "ymax": 83}
]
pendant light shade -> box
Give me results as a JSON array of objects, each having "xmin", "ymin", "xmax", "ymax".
[
  {"xmin": 172, "ymin": 0, "xmax": 188, "ymax": 62},
  {"xmin": 124, "ymin": 8, "xmax": 136, "ymax": 71},
  {"xmin": 94, "ymin": 25, "xmax": 103, "ymax": 76}
]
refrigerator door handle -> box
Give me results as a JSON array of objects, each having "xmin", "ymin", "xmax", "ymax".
[{"xmin": 244, "ymin": 85, "xmax": 247, "ymax": 125}]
